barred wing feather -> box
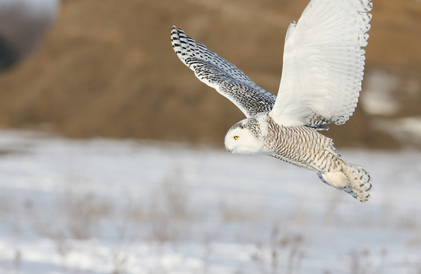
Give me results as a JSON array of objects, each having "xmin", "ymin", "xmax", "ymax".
[{"xmin": 171, "ymin": 26, "xmax": 276, "ymax": 117}]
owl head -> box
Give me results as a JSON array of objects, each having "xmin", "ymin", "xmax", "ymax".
[{"xmin": 224, "ymin": 115, "xmax": 267, "ymax": 155}]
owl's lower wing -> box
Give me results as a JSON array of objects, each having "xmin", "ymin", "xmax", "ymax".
[
  {"xmin": 171, "ymin": 26, "xmax": 276, "ymax": 117},
  {"xmin": 270, "ymin": 0, "xmax": 372, "ymax": 127}
]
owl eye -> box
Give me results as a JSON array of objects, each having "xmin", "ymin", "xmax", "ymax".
[{"xmin": 234, "ymin": 136, "xmax": 239, "ymax": 140}]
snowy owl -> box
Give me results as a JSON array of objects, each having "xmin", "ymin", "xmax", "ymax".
[{"xmin": 171, "ymin": 0, "xmax": 373, "ymax": 202}]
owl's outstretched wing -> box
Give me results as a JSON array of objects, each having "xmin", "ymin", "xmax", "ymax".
[
  {"xmin": 270, "ymin": 0, "xmax": 372, "ymax": 127},
  {"xmin": 171, "ymin": 26, "xmax": 276, "ymax": 117}
]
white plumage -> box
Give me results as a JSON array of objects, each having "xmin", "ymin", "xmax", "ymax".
[
  {"xmin": 272, "ymin": 0, "xmax": 372, "ymax": 127},
  {"xmin": 171, "ymin": 0, "xmax": 373, "ymax": 202}
]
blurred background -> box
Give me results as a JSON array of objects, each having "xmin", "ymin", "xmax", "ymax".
[{"xmin": 0, "ymin": 0, "xmax": 420, "ymax": 149}]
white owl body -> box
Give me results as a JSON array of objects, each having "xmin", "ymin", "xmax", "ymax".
[
  {"xmin": 225, "ymin": 114, "xmax": 339, "ymax": 174},
  {"xmin": 171, "ymin": 0, "xmax": 373, "ymax": 202},
  {"xmin": 264, "ymin": 118, "xmax": 339, "ymax": 173},
  {"xmin": 226, "ymin": 115, "xmax": 372, "ymax": 202}
]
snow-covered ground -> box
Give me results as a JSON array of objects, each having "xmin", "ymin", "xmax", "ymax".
[{"xmin": 0, "ymin": 130, "xmax": 420, "ymax": 274}]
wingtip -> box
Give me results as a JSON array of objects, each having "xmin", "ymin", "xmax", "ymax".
[
  {"xmin": 170, "ymin": 25, "xmax": 191, "ymax": 62},
  {"xmin": 171, "ymin": 26, "xmax": 186, "ymax": 38}
]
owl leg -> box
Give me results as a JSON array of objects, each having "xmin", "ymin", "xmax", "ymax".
[{"xmin": 317, "ymin": 164, "xmax": 371, "ymax": 203}]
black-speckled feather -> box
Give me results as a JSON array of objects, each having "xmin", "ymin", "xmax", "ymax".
[{"xmin": 171, "ymin": 26, "xmax": 276, "ymax": 117}]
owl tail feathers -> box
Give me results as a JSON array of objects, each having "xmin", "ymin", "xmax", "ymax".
[{"xmin": 318, "ymin": 163, "xmax": 372, "ymax": 203}]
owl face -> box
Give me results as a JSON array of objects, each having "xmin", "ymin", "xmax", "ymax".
[{"xmin": 224, "ymin": 118, "xmax": 266, "ymax": 155}]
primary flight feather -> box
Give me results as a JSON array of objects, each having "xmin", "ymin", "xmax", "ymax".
[{"xmin": 171, "ymin": 0, "xmax": 373, "ymax": 202}]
